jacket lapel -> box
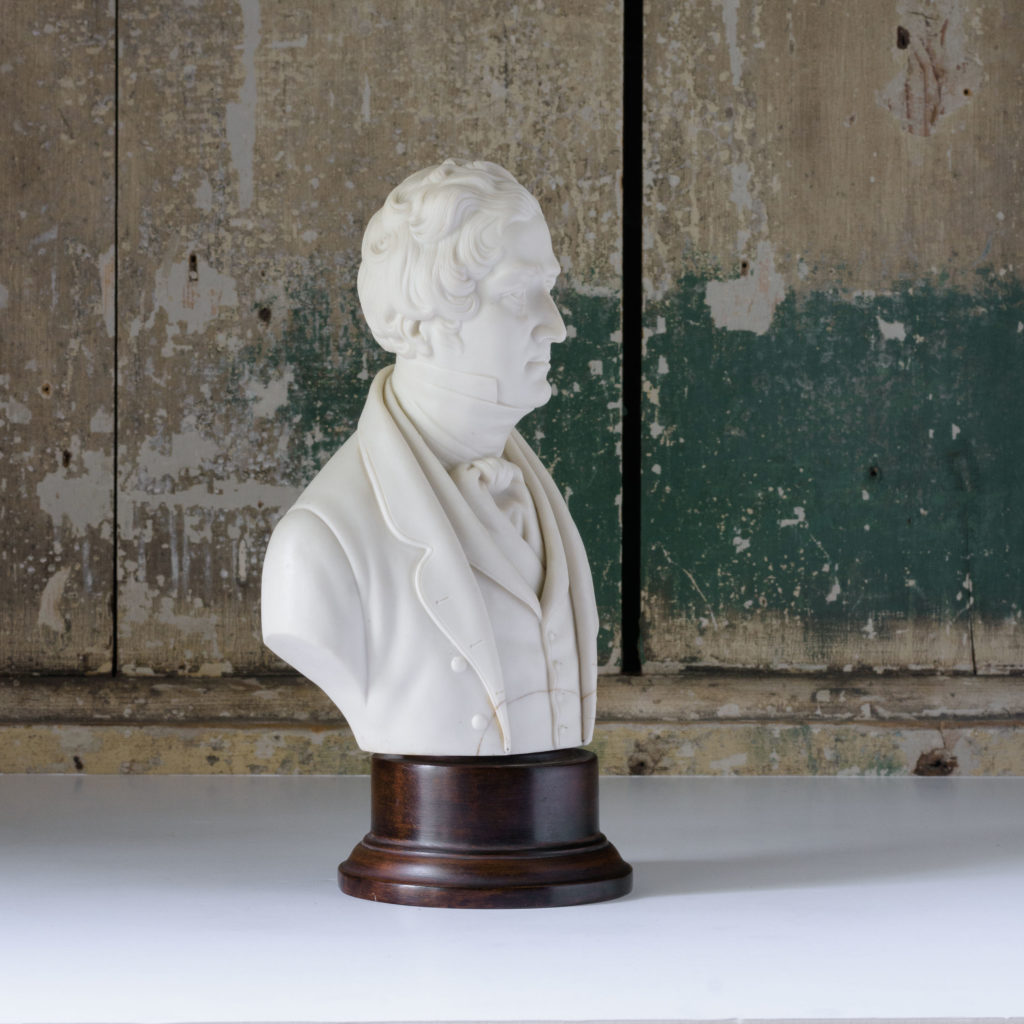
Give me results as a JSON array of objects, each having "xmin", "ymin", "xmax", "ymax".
[
  {"xmin": 445, "ymin": 481, "xmax": 543, "ymax": 614},
  {"xmin": 356, "ymin": 368, "xmax": 512, "ymax": 752},
  {"xmin": 510, "ymin": 444, "xmax": 569, "ymax": 621},
  {"xmin": 507, "ymin": 430, "xmax": 600, "ymax": 704}
]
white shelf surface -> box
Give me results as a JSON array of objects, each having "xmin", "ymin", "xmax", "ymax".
[{"xmin": 1, "ymin": 773, "xmax": 1023, "ymax": 1023}]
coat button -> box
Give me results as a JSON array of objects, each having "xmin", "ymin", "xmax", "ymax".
[
  {"xmin": 471, "ymin": 714, "xmax": 488, "ymax": 730},
  {"xmin": 451, "ymin": 655, "xmax": 467, "ymax": 672}
]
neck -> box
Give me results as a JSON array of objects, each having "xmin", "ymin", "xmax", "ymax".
[{"xmin": 390, "ymin": 357, "xmax": 531, "ymax": 469}]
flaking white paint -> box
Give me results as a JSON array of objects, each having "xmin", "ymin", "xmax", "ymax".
[
  {"xmin": 194, "ymin": 178, "xmax": 213, "ymax": 211},
  {"xmin": 152, "ymin": 256, "xmax": 239, "ymax": 336},
  {"xmin": 36, "ymin": 447, "xmax": 111, "ymax": 538},
  {"xmin": 89, "ymin": 407, "xmax": 114, "ymax": 434},
  {"xmin": 98, "ymin": 245, "xmax": 115, "ymax": 338},
  {"xmin": 37, "ymin": 567, "xmax": 71, "ymax": 634},
  {"xmin": 225, "ymin": 0, "xmax": 261, "ymax": 211},
  {"xmin": 780, "ymin": 506, "xmax": 806, "ymax": 528},
  {"xmin": 709, "ymin": 751, "xmax": 749, "ymax": 772},
  {"xmin": 716, "ymin": 0, "xmax": 744, "ymax": 89},
  {"xmin": 877, "ymin": 316, "xmax": 906, "ymax": 341},
  {"xmin": 1, "ymin": 392, "xmax": 32, "ymax": 424},
  {"xmin": 247, "ymin": 368, "xmax": 293, "ymax": 418},
  {"xmin": 730, "ymin": 162, "xmax": 755, "ymax": 252},
  {"xmin": 705, "ymin": 240, "xmax": 786, "ymax": 336}
]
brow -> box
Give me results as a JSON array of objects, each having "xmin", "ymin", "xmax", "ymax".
[{"xmin": 492, "ymin": 262, "xmax": 561, "ymax": 288}]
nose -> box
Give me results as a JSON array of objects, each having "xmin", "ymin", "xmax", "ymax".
[{"xmin": 535, "ymin": 292, "xmax": 567, "ymax": 345}]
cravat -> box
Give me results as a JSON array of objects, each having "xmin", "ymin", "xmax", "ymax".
[{"xmin": 450, "ymin": 456, "xmax": 545, "ymax": 595}]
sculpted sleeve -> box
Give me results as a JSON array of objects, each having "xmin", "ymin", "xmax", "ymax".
[{"xmin": 261, "ymin": 507, "xmax": 368, "ymax": 715}]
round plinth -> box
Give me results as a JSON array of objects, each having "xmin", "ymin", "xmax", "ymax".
[{"xmin": 339, "ymin": 748, "xmax": 633, "ymax": 908}]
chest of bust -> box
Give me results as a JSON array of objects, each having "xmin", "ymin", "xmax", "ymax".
[{"xmin": 474, "ymin": 567, "xmax": 583, "ymax": 752}]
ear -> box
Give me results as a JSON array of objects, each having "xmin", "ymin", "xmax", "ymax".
[
  {"xmin": 390, "ymin": 318, "xmax": 430, "ymax": 359},
  {"xmin": 417, "ymin": 319, "xmax": 443, "ymax": 354},
  {"xmin": 408, "ymin": 319, "xmax": 440, "ymax": 360}
]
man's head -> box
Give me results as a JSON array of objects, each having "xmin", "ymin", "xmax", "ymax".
[{"xmin": 358, "ymin": 160, "xmax": 549, "ymax": 359}]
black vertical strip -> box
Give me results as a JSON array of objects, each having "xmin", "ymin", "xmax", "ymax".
[
  {"xmin": 111, "ymin": 2, "xmax": 119, "ymax": 676},
  {"xmin": 620, "ymin": 1, "xmax": 643, "ymax": 673}
]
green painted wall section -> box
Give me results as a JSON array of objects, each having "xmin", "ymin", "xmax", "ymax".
[
  {"xmin": 233, "ymin": 274, "xmax": 388, "ymax": 484},
  {"xmin": 235, "ymin": 278, "xmax": 622, "ymax": 667},
  {"xmin": 643, "ymin": 272, "xmax": 1024, "ymax": 670},
  {"xmin": 535, "ymin": 288, "xmax": 622, "ymax": 666}
]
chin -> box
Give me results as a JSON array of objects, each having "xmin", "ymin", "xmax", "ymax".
[
  {"xmin": 530, "ymin": 381, "xmax": 553, "ymax": 409},
  {"xmin": 504, "ymin": 377, "xmax": 552, "ymax": 411}
]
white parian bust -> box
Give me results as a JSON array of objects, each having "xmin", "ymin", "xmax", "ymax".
[{"xmin": 261, "ymin": 160, "xmax": 598, "ymax": 756}]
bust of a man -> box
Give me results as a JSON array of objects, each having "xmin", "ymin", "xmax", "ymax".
[{"xmin": 261, "ymin": 160, "xmax": 598, "ymax": 756}]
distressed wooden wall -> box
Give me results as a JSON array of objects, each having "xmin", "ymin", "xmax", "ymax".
[
  {"xmin": 1, "ymin": 2, "xmax": 115, "ymax": 674},
  {"xmin": 643, "ymin": 0, "xmax": 1024, "ymax": 674},
  {"xmin": 2, "ymin": 0, "xmax": 1022, "ymax": 776},
  {"xmin": 117, "ymin": 0, "xmax": 623, "ymax": 674}
]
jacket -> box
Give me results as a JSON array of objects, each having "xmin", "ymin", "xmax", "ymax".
[{"xmin": 261, "ymin": 366, "xmax": 598, "ymax": 755}]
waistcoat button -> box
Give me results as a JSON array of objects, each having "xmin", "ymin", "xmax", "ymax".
[
  {"xmin": 471, "ymin": 714, "xmax": 488, "ymax": 730},
  {"xmin": 450, "ymin": 655, "xmax": 467, "ymax": 672}
]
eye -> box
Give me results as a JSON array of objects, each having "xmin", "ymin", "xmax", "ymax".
[{"xmin": 501, "ymin": 288, "xmax": 527, "ymax": 312}]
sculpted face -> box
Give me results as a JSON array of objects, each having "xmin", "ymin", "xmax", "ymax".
[{"xmin": 427, "ymin": 214, "xmax": 567, "ymax": 409}]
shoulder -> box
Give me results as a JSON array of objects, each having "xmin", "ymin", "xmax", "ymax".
[
  {"xmin": 262, "ymin": 434, "xmax": 369, "ymax": 621},
  {"xmin": 286, "ymin": 432, "xmax": 380, "ymax": 541},
  {"xmin": 294, "ymin": 433, "xmax": 366, "ymax": 507},
  {"xmin": 261, "ymin": 504, "xmax": 368, "ymax": 692},
  {"xmin": 262, "ymin": 507, "xmax": 360, "ymax": 616}
]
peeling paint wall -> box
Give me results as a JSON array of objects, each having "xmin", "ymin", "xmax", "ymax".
[
  {"xmin": 117, "ymin": 0, "xmax": 624, "ymax": 675},
  {"xmin": 6, "ymin": 719, "xmax": 1023, "ymax": 777},
  {"xmin": 2, "ymin": 1, "xmax": 1023, "ymax": 776},
  {"xmin": 4, "ymin": 673, "xmax": 1022, "ymax": 776},
  {"xmin": 643, "ymin": 0, "xmax": 1024, "ymax": 673},
  {"xmin": 0, "ymin": 3, "xmax": 115, "ymax": 673}
]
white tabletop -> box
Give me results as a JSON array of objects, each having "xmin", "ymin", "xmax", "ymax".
[{"xmin": 1, "ymin": 773, "xmax": 1022, "ymax": 1023}]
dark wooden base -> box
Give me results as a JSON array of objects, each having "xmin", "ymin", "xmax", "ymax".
[{"xmin": 339, "ymin": 748, "xmax": 633, "ymax": 908}]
